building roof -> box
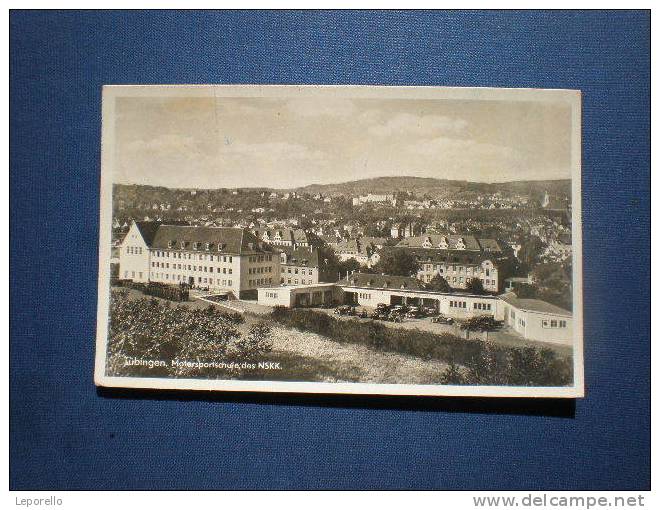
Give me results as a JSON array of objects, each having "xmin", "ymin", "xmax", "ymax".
[
  {"xmin": 382, "ymin": 247, "xmax": 497, "ymax": 266},
  {"xmin": 140, "ymin": 223, "xmax": 274, "ymax": 255},
  {"xmin": 334, "ymin": 239, "xmax": 360, "ymax": 255},
  {"xmin": 133, "ymin": 221, "xmax": 163, "ymax": 246},
  {"xmin": 360, "ymin": 236, "xmax": 387, "ymax": 247},
  {"xmin": 395, "ymin": 234, "xmax": 503, "ymax": 253},
  {"xmin": 278, "ymin": 246, "xmax": 321, "ymax": 268},
  {"xmin": 499, "ymin": 292, "xmax": 572, "ymax": 317},
  {"xmin": 337, "ymin": 272, "xmax": 425, "ymax": 291},
  {"xmin": 252, "ymin": 227, "xmax": 319, "ymax": 246}
]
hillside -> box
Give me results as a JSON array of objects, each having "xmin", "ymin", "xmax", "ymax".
[{"xmin": 296, "ymin": 176, "xmax": 571, "ymax": 200}]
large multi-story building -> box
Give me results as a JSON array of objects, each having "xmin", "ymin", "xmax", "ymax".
[
  {"xmin": 390, "ymin": 234, "xmax": 509, "ymax": 293},
  {"xmin": 278, "ymin": 246, "xmax": 321, "ymax": 285},
  {"xmin": 332, "ymin": 239, "xmax": 380, "ymax": 267},
  {"xmin": 119, "ymin": 221, "xmax": 279, "ymax": 299}
]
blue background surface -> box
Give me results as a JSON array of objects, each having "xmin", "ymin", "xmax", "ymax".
[{"xmin": 10, "ymin": 10, "xmax": 650, "ymax": 490}]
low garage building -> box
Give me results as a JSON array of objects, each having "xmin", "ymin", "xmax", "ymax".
[
  {"xmin": 255, "ymin": 274, "xmax": 574, "ymax": 346},
  {"xmin": 337, "ymin": 273, "xmax": 502, "ymax": 320},
  {"xmin": 499, "ymin": 292, "xmax": 573, "ymax": 345},
  {"xmin": 257, "ymin": 283, "xmax": 341, "ymax": 308}
]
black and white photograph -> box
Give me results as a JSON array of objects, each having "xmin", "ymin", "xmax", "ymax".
[{"xmin": 95, "ymin": 85, "xmax": 583, "ymax": 397}]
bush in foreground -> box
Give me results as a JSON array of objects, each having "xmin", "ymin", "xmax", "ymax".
[
  {"xmin": 270, "ymin": 306, "xmax": 573, "ymax": 386},
  {"xmin": 107, "ymin": 290, "xmax": 270, "ymax": 378}
]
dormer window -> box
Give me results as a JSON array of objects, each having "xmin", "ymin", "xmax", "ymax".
[
  {"xmin": 193, "ymin": 242, "xmax": 201, "ymax": 250},
  {"xmin": 456, "ymin": 238, "xmax": 466, "ymax": 250},
  {"xmin": 168, "ymin": 240, "xmax": 175, "ymax": 248},
  {"xmin": 422, "ymin": 237, "xmax": 433, "ymax": 248},
  {"xmin": 205, "ymin": 242, "xmax": 211, "ymax": 251},
  {"xmin": 217, "ymin": 243, "xmax": 225, "ymax": 251}
]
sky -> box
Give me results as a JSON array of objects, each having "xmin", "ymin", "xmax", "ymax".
[{"xmin": 113, "ymin": 94, "xmax": 573, "ymax": 189}]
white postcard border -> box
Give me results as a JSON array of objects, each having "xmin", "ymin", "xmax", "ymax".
[{"xmin": 94, "ymin": 84, "xmax": 584, "ymax": 398}]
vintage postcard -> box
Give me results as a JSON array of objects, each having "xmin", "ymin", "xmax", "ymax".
[{"xmin": 95, "ymin": 85, "xmax": 583, "ymax": 398}]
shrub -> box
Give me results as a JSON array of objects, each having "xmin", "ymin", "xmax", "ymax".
[
  {"xmin": 107, "ymin": 290, "xmax": 271, "ymax": 379},
  {"xmin": 270, "ymin": 307, "xmax": 573, "ymax": 386}
]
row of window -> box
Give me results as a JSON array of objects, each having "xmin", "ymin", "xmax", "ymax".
[
  {"xmin": 283, "ymin": 266, "xmax": 314, "ymax": 275},
  {"xmin": 248, "ymin": 266, "xmax": 273, "ymax": 274},
  {"xmin": 152, "ymin": 272, "xmax": 232, "ymax": 286},
  {"xmin": 126, "ymin": 246, "xmax": 143, "ymax": 255},
  {"xmin": 282, "ymin": 278, "xmax": 313, "ymax": 285},
  {"xmin": 166, "ymin": 241, "xmax": 226, "ymax": 251},
  {"xmin": 423, "ymin": 264, "xmax": 492, "ymax": 277},
  {"xmin": 151, "ymin": 262, "xmax": 233, "ymax": 274},
  {"xmin": 358, "ymin": 292, "xmax": 372, "ymax": 300},
  {"xmin": 154, "ymin": 251, "xmax": 234, "ymax": 263},
  {"xmin": 249, "ymin": 278, "xmax": 273, "ymax": 287},
  {"xmin": 542, "ymin": 319, "xmax": 568, "ymax": 329},
  {"xmin": 248, "ymin": 255, "xmax": 273, "ymax": 263},
  {"xmin": 264, "ymin": 291, "xmax": 279, "ymax": 298},
  {"xmin": 449, "ymin": 300, "xmax": 467, "ymax": 309},
  {"xmin": 473, "ymin": 302, "xmax": 492, "ymax": 311}
]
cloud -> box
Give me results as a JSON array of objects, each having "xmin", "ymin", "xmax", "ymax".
[
  {"xmin": 406, "ymin": 137, "xmax": 525, "ymax": 177},
  {"xmin": 368, "ymin": 113, "xmax": 468, "ymax": 137},
  {"xmin": 126, "ymin": 134, "xmax": 201, "ymax": 154},
  {"xmin": 220, "ymin": 141, "xmax": 325, "ymax": 161}
]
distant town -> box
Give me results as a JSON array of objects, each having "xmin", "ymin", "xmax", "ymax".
[{"xmin": 112, "ymin": 176, "xmax": 573, "ymax": 347}]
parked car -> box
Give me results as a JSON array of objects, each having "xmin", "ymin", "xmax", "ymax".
[
  {"xmin": 405, "ymin": 306, "xmax": 423, "ymax": 318},
  {"xmin": 357, "ymin": 309, "xmax": 368, "ymax": 318},
  {"xmin": 431, "ymin": 315, "xmax": 454, "ymax": 325},
  {"xmin": 334, "ymin": 305, "xmax": 355, "ymax": 316},
  {"xmin": 388, "ymin": 312, "xmax": 404, "ymax": 323}
]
